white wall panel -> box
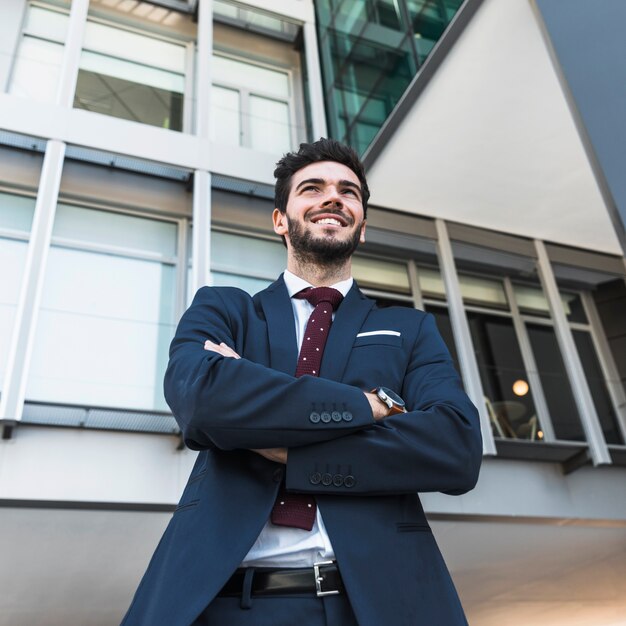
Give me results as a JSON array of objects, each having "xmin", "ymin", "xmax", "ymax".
[{"xmin": 367, "ymin": 0, "xmax": 622, "ymax": 254}]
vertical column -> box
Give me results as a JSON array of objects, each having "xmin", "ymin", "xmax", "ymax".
[
  {"xmin": 303, "ymin": 20, "xmax": 328, "ymax": 139},
  {"xmin": 0, "ymin": 140, "xmax": 66, "ymax": 426},
  {"xmin": 407, "ymin": 260, "xmax": 424, "ymax": 310},
  {"xmin": 55, "ymin": 0, "xmax": 89, "ymax": 107},
  {"xmin": 191, "ymin": 170, "xmax": 212, "ymax": 298},
  {"xmin": 535, "ymin": 240, "xmax": 611, "ymax": 465},
  {"xmin": 195, "ymin": 0, "xmax": 213, "ymax": 140},
  {"xmin": 190, "ymin": 0, "xmax": 214, "ymax": 299},
  {"xmin": 435, "ymin": 219, "xmax": 496, "ymax": 456}
]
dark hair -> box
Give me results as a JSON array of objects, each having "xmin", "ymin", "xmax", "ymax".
[{"xmin": 273, "ymin": 138, "xmax": 369, "ymax": 218}]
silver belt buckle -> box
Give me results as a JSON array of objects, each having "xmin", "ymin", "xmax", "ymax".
[{"xmin": 314, "ymin": 560, "xmax": 340, "ymax": 597}]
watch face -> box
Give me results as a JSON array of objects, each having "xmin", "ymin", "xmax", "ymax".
[{"xmin": 379, "ymin": 387, "xmax": 405, "ymax": 407}]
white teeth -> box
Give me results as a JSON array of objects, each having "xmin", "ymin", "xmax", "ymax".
[{"xmin": 315, "ymin": 218, "xmax": 342, "ymax": 226}]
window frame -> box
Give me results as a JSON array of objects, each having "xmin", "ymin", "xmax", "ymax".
[
  {"xmin": 211, "ymin": 50, "xmax": 299, "ymax": 151},
  {"xmin": 77, "ymin": 12, "xmax": 194, "ymax": 133}
]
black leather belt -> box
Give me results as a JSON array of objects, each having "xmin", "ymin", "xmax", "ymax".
[{"xmin": 218, "ymin": 561, "xmax": 344, "ymax": 598}]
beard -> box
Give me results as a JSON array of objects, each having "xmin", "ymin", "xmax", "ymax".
[{"xmin": 287, "ymin": 215, "xmax": 363, "ymax": 267}]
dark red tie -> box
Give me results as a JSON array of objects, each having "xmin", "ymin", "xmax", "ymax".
[{"xmin": 270, "ymin": 287, "xmax": 344, "ymax": 531}]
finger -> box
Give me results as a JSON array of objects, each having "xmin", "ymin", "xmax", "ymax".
[{"xmin": 219, "ymin": 342, "xmax": 241, "ymax": 359}]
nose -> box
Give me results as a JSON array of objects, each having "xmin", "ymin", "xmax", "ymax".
[{"xmin": 321, "ymin": 186, "xmax": 343, "ymax": 209}]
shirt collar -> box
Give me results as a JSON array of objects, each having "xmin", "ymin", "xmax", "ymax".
[{"xmin": 283, "ymin": 269, "xmax": 353, "ymax": 298}]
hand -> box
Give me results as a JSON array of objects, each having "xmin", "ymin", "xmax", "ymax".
[
  {"xmin": 204, "ymin": 340, "xmax": 241, "ymax": 359},
  {"xmin": 364, "ymin": 392, "xmax": 389, "ymax": 421},
  {"xmin": 252, "ymin": 448, "xmax": 288, "ymax": 464}
]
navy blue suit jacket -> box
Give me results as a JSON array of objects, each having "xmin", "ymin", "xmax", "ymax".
[{"xmin": 121, "ymin": 276, "xmax": 482, "ymax": 626}]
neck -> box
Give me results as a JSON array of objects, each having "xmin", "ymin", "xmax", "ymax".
[{"xmin": 287, "ymin": 257, "xmax": 352, "ymax": 287}]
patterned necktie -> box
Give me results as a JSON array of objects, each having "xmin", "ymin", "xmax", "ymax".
[{"xmin": 270, "ymin": 286, "xmax": 344, "ymax": 531}]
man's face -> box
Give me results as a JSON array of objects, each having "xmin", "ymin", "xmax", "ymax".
[{"xmin": 272, "ymin": 161, "xmax": 366, "ymax": 265}]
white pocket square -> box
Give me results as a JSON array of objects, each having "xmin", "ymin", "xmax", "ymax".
[{"xmin": 356, "ymin": 330, "xmax": 401, "ymax": 337}]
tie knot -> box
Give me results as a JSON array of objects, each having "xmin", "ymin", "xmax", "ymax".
[{"xmin": 295, "ymin": 286, "xmax": 344, "ymax": 311}]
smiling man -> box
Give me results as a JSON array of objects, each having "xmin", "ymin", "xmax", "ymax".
[{"xmin": 121, "ymin": 139, "xmax": 482, "ymax": 626}]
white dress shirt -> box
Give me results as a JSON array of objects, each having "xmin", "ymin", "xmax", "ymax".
[{"xmin": 241, "ymin": 269, "xmax": 354, "ymax": 568}]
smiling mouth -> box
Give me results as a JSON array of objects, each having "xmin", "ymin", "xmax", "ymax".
[{"xmin": 310, "ymin": 214, "xmax": 349, "ymax": 227}]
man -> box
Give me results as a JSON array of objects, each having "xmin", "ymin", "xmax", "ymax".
[{"xmin": 122, "ymin": 139, "xmax": 482, "ymax": 626}]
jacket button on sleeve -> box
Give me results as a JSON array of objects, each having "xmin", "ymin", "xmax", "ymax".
[
  {"xmin": 343, "ymin": 475, "xmax": 356, "ymax": 488},
  {"xmin": 332, "ymin": 474, "xmax": 344, "ymax": 487},
  {"xmin": 320, "ymin": 411, "xmax": 332, "ymax": 423},
  {"xmin": 272, "ymin": 468, "xmax": 284, "ymax": 483},
  {"xmin": 342, "ymin": 411, "xmax": 353, "ymax": 422},
  {"xmin": 321, "ymin": 473, "xmax": 333, "ymax": 486},
  {"xmin": 310, "ymin": 472, "xmax": 322, "ymax": 485},
  {"xmin": 331, "ymin": 411, "xmax": 342, "ymax": 422},
  {"xmin": 309, "ymin": 412, "xmax": 321, "ymax": 424}
]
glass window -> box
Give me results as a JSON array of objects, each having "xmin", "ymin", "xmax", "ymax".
[
  {"xmin": 53, "ymin": 203, "xmax": 177, "ymax": 256},
  {"xmin": 210, "ymin": 231, "xmax": 286, "ymax": 295},
  {"xmin": 74, "ymin": 20, "xmax": 187, "ymax": 130},
  {"xmin": 573, "ymin": 330, "xmax": 623, "ymax": 444},
  {"xmin": 249, "ymin": 96, "xmax": 291, "ymax": 154},
  {"xmin": 315, "ymin": 0, "xmax": 464, "ymax": 154},
  {"xmin": 25, "ymin": 206, "xmax": 178, "ymax": 411},
  {"xmin": 467, "ymin": 312, "xmax": 540, "ymax": 440},
  {"xmin": 0, "ymin": 193, "xmax": 36, "ymax": 393},
  {"xmin": 8, "ymin": 4, "xmax": 68, "ymax": 102},
  {"xmin": 211, "ymin": 54, "xmax": 293, "ymax": 153},
  {"xmin": 514, "ymin": 284, "xmax": 585, "ymax": 320},
  {"xmin": 352, "ymin": 256, "xmax": 410, "ymax": 293},
  {"xmin": 424, "ymin": 305, "xmax": 458, "ymax": 365},
  {"xmin": 526, "ymin": 323, "xmax": 584, "ymax": 441},
  {"xmin": 211, "ymin": 86, "xmax": 240, "ymax": 146},
  {"xmin": 562, "ymin": 292, "xmax": 588, "ymax": 324},
  {"xmin": 417, "ymin": 266, "xmax": 446, "ymax": 300},
  {"xmin": 213, "ymin": 56, "xmax": 289, "ymax": 99},
  {"xmin": 460, "ymin": 274, "xmax": 508, "ymax": 309},
  {"xmin": 213, "ymin": 1, "xmax": 299, "ymax": 39}
]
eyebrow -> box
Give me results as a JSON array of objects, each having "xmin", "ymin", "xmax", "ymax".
[{"xmin": 295, "ymin": 177, "xmax": 362, "ymax": 198}]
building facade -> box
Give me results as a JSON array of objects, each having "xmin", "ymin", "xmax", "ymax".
[{"xmin": 0, "ymin": 1, "xmax": 625, "ymax": 624}]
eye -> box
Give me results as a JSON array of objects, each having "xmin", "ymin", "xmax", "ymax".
[
  {"xmin": 342, "ymin": 188, "xmax": 358, "ymax": 197},
  {"xmin": 302, "ymin": 185, "xmax": 319, "ymax": 192}
]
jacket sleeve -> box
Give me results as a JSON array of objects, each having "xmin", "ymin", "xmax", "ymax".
[
  {"xmin": 164, "ymin": 287, "xmax": 375, "ymax": 451},
  {"xmin": 285, "ymin": 313, "xmax": 483, "ymax": 496}
]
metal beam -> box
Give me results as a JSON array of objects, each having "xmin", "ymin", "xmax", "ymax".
[
  {"xmin": 0, "ymin": 140, "xmax": 66, "ymax": 424},
  {"xmin": 56, "ymin": 0, "xmax": 89, "ymax": 108},
  {"xmin": 303, "ymin": 20, "xmax": 328, "ymax": 139},
  {"xmin": 535, "ymin": 239, "xmax": 611, "ymax": 465},
  {"xmin": 191, "ymin": 170, "xmax": 212, "ymax": 297},
  {"xmin": 195, "ymin": 0, "xmax": 213, "ymax": 140},
  {"xmin": 435, "ymin": 219, "xmax": 496, "ymax": 456}
]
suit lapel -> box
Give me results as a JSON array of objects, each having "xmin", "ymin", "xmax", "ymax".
[
  {"xmin": 320, "ymin": 281, "xmax": 375, "ymax": 382},
  {"xmin": 257, "ymin": 275, "xmax": 299, "ymax": 376}
]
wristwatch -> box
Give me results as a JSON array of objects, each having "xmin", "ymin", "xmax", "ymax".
[{"xmin": 370, "ymin": 387, "xmax": 407, "ymax": 415}]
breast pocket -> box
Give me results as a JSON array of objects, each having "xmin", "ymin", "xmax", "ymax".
[{"xmin": 353, "ymin": 334, "xmax": 403, "ymax": 348}]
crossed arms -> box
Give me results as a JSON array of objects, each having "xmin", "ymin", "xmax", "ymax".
[{"xmin": 164, "ymin": 287, "xmax": 482, "ymax": 495}]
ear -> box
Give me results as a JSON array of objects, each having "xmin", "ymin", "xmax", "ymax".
[
  {"xmin": 359, "ymin": 220, "xmax": 366, "ymax": 244},
  {"xmin": 272, "ymin": 208, "xmax": 288, "ymax": 237}
]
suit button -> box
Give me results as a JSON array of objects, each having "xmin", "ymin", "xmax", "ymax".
[
  {"xmin": 309, "ymin": 412, "xmax": 321, "ymax": 424},
  {"xmin": 321, "ymin": 473, "xmax": 333, "ymax": 486},
  {"xmin": 344, "ymin": 475, "xmax": 356, "ymax": 488},
  {"xmin": 331, "ymin": 411, "xmax": 342, "ymax": 422},
  {"xmin": 320, "ymin": 411, "xmax": 332, "ymax": 423},
  {"xmin": 333, "ymin": 474, "xmax": 344, "ymax": 487},
  {"xmin": 342, "ymin": 411, "xmax": 353, "ymax": 422},
  {"xmin": 273, "ymin": 468, "xmax": 284, "ymax": 483},
  {"xmin": 310, "ymin": 472, "xmax": 322, "ymax": 485}
]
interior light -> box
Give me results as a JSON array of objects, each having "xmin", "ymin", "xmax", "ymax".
[
  {"xmin": 512, "ymin": 379, "xmax": 529, "ymax": 396},
  {"xmin": 537, "ymin": 430, "xmax": 544, "ymax": 439}
]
